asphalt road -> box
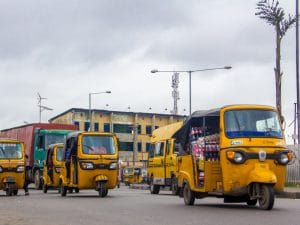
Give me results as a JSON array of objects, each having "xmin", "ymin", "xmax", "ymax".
[{"xmin": 0, "ymin": 185, "xmax": 299, "ymax": 225}]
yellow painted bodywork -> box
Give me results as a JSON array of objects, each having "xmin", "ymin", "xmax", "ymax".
[
  {"xmin": 60, "ymin": 132, "xmax": 119, "ymax": 190},
  {"xmin": 0, "ymin": 139, "xmax": 25, "ymax": 191},
  {"xmin": 123, "ymin": 167, "xmax": 143, "ymax": 184},
  {"xmin": 177, "ymin": 105, "xmax": 288, "ymax": 196},
  {"xmin": 147, "ymin": 122, "xmax": 182, "ymax": 186},
  {"xmin": 42, "ymin": 143, "xmax": 64, "ymax": 189}
]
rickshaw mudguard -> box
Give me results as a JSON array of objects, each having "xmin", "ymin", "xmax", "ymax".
[
  {"xmin": 247, "ymin": 163, "xmax": 277, "ymax": 185},
  {"xmin": 95, "ymin": 174, "xmax": 108, "ymax": 182},
  {"xmin": 2, "ymin": 176, "xmax": 16, "ymax": 184}
]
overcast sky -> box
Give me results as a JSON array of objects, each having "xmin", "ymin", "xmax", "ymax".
[{"xmin": 0, "ymin": 0, "xmax": 297, "ymax": 143}]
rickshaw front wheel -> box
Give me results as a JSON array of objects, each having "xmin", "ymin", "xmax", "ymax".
[
  {"xmin": 183, "ymin": 182, "xmax": 195, "ymax": 206},
  {"xmin": 13, "ymin": 189, "xmax": 18, "ymax": 196},
  {"xmin": 258, "ymin": 184, "xmax": 274, "ymax": 210},
  {"xmin": 98, "ymin": 182, "xmax": 108, "ymax": 197}
]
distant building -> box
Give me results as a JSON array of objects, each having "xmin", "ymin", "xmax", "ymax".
[{"xmin": 48, "ymin": 108, "xmax": 186, "ymax": 165}]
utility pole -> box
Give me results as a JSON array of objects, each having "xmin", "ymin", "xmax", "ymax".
[
  {"xmin": 171, "ymin": 72, "xmax": 180, "ymax": 115},
  {"xmin": 37, "ymin": 93, "xmax": 53, "ymax": 123},
  {"xmin": 296, "ymin": 0, "xmax": 300, "ymax": 147}
]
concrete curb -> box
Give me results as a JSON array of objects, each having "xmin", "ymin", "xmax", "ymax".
[{"xmin": 276, "ymin": 192, "xmax": 300, "ymax": 199}]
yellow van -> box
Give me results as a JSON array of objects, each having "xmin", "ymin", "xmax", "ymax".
[{"xmin": 147, "ymin": 122, "xmax": 183, "ymax": 194}]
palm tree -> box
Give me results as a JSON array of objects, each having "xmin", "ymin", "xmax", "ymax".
[{"xmin": 255, "ymin": 0, "xmax": 296, "ymax": 121}]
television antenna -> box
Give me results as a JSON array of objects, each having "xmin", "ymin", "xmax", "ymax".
[{"xmin": 37, "ymin": 93, "xmax": 53, "ymax": 123}]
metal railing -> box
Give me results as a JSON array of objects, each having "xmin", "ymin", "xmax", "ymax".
[{"xmin": 286, "ymin": 145, "xmax": 300, "ymax": 184}]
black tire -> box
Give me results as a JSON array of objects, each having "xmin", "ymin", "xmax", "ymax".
[
  {"xmin": 258, "ymin": 184, "xmax": 275, "ymax": 210},
  {"xmin": 246, "ymin": 198, "xmax": 257, "ymax": 206},
  {"xmin": 60, "ymin": 183, "xmax": 67, "ymax": 197},
  {"xmin": 13, "ymin": 189, "xmax": 18, "ymax": 196},
  {"xmin": 183, "ymin": 182, "xmax": 195, "ymax": 206},
  {"xmin": 171, "ymin": 177, "xmax": 179, "ymax": 195},
  {"xmin": 6, "ymin": 188, "xmax": 13, "ymax": 196},
  {"xmin": 43, "ymin": 184, "xmax": 48, "ymax": 194},
  {"xmin": 98, "ymin": 182, "xmax": 108, "ymax": 198},
  {"xmin": 150, "ymin": 178, "xmax": 160, "ymax": 194},
  {"xmin": 34, "ymin": 170, "xmax": 42, "ymax": 190},
  {"xmin": 75, "ymin": 188, "xmax": 79, "ymax": 193},
  {"xmin": 69, "ymin": 188, "xmax": 73, "ymax": 194}
]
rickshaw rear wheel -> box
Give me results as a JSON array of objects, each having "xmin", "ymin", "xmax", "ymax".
[
  {"xmin": 60, "ymin": 183, "xmax": 67, "ymax": 197},
  {"xmin": 258, "ymin": 184, "xmax": 274, "ymax": 210},
  {"xmin": 246, "ymin": 198, "xmax": 257, "ymax": 206},
  {"xmin": 171, "ymin": 177, "xmax": 179, "ymax": 195},
  {"xmin": 75, "ymin": 188, "xmax": 79, "ymax": 193},
  {"xmin": 13, "ymin": 190, "xmax": 18, "ymax": 196},
  {"xmin": 69, "ymin": 188, "xmax": 73, "ymax": 194},
  {"xmin": 43, "ymin": 184, "xmax": 48, "ymax": 194},
  {"xmin": 183, "ymin": 182, "xmax": 195, "ymax": 206},
  {"xmin": 150, "ymin": 178, "xmax": 160, "ymax": 194}
]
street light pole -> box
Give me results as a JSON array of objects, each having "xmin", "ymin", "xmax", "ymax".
[
  {"xmin": 88, "ymin": 90, "xmax": 111, "ymax": 131},
  {"xmin": 151, "ymin": 66, "xmax": 232, "ymax": 115}
]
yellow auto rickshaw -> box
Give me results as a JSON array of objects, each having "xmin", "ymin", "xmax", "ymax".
[
  {"xmin": 59, "ymin": 131, "xmax": 119, "ymax": 197},
  {"xmin": 0, "ymin": 138, "xmax": 25, "ymax": 196},
  {"xmin": 174, "ymin": 105, "xmax": 293, "ymax": 210},
  {"xmin": 42, "ymin": 143, "xmax": 64, "ymax": 193},
  {"xmin": 123, "ymin": 166, "xmax": 143, "ymax": 186}
]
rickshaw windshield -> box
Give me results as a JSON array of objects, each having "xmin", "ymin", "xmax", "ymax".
[
  {"xmin": 0, "ymin": 143, "xmax": 23, "ymax": 159},
  {"xmin": 56, "ymin": 147, "xmax": 64, "ymax": 161},
  {"xmin": 224, "ymin": 109, "xmax": 282, "ymax": 138},
  {"xmin": 124, "ymin": 167, "xmax": 133, "ymax": 174},
  {"xmin": 45, "ymin": 134, "xmax": 67, "ymax": 148},
  {"xmin": 82, "ymin": 135, "xmax": 116, "ymax": 155}
]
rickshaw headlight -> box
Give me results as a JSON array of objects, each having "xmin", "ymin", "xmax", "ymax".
[
  {"xmin": 55, "ymin": 167, "xmax": 61, "ymax": 173},
  {"xmin": 81, "ymin": 162, "xmax": 94, "ymax": 170},
  {"xmin": 16, "ymin": 166, "xmax": 25, "ymax": 172},
  {"xmin": 109, "ymin": 162, "xmax": 118, "ymax": 170},
  {"xmin": 226, "ymin": 151, "xmax": 245, "ymax": 164},
  {"xmin": 278, "ymin": 153, "xmax": 290, "ymax": 165}
]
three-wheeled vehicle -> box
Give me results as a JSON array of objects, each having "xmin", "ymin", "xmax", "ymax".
[
  {"xmin": 147, "ymin": 122, "xmax": 182, "ymax": 195},
  {"xmin": 174, "ymin": 105, "xmax": 292, "ymax": 210},
  {"xmin": 42, "ymin": 143, "xmax": 64, "ymax": 193},
  {"xmin": 59, "ymin": 131, "xmax": 119, "ymax": 197},
  {"xmin": 0, "ymin": 138, "xmax": 25, "ymax": 196},
  {"xmin": 123, "ymin": 166, "xmax": 143, "ymax": 185}
]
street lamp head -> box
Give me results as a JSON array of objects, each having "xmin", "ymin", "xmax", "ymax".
[
  {"xmin": 151, "ymin": 69, "xmax": 158, "ymax": 73},
  {"xmin": 224, "ymin": 66, "xmax": 232, "ymax": 70},
  {"xmin": 106, "ymin": 91, "xmax": 112, "ymax": 94}
]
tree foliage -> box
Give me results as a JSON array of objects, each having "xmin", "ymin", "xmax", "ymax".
[{"xmin": 256, "ymin": 0, "xmax": 296, "ymax": 38}]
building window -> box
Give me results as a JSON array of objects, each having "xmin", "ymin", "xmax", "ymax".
[
  {"xmin": 84, "ymin": 122, "xmax": 90, "ymax": 131},
  {"xmin": 118, "ymin": 141, "xmax": 133, "ymax": 151},
  {"xmin": 146, "ymin": 125, "xmax": 152, "ymax": 135},
  {"xmin": 74, "ymin": 121, "xmax": 80, "ymax": 130},
  {"xmin": 146, "ymin": 143, "xmax": 151, "ymax": 152},
  {"xmin": 94, "ymin": 122, "xmax": 99, "ymax": 132},
  {"xmin": 137, "ymin": 125, "xmax": 141, "ymax": 134},
  {"xmin": 138, "ymin": 142, "xmax": 142, "ymax": 152},
  {"xmin": 113, "ymin": 124, "xmax": 132, "ymax": 134},
  {"xmin": 104, "ymin": 123, "xmax": 110, "ymax": 132}
]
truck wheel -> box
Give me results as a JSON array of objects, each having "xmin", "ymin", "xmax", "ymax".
[
  {"xmin": 258, "ymin": 184, "xmax": 274, "ymax": 210},
  {"xmin": 183, "ymin": 182, "xmax": 195, "ymax": 206},
  {"xmin": 150, "ymin": 178, "xmax": 160, "ymax": 194},
  {"xmin": 34, "ymin": 170, "xmax": 42, "ymax": 190}
]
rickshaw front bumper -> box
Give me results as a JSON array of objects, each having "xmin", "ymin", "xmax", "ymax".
[{"xmin": 95, "ymin": 174, "xmax": 108, "ymax": 182}]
